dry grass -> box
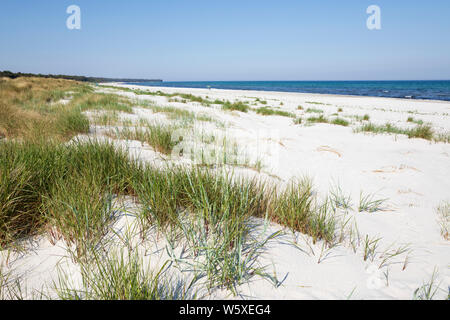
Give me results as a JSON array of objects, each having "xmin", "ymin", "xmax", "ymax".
[{"xmin": 0, "ymin": 77, "xmax": 91, "ymax": 141}]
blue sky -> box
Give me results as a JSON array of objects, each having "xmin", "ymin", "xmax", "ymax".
[{"xmin": 1, "ymin": 0, "xmax": 449, "ymax": 81}]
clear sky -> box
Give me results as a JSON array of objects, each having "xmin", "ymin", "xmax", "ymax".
[{"xmin": 1, "ymin": 0, "xmax": 449, "ymax": 81}]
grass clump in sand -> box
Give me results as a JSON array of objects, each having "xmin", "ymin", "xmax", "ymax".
[
  {"xmin": 0, "ymin": 140, "xmax": 137, "ymax": 250},
  {"xmin": 73, "ymin": 92, "xmax": 133, "ymax": 113},
  {"xmin": 222, "ymin": 101, "xmax": 249, "ymax": 113},
  {"xmin": 0, "ymin": 267, "xmax": 24, "ymax": 299},
  {"xmin": 407, "ymin": 116, "xmax": 424, "ymax": 125},
  {"xmin": 133, "ymin": 167, "xmax": 335, "ymax": 292},
  {"xmin": 255, "ymin": 107, "xmax": 295, "ymax": 118},
  {"xmin": 358, "ymin": 191, "xmax": 388, "ymax": 213},
  {"xmin": 306, "ymin": 114, "xmax": 329, "ymax": 124},
  {"xmin": 436, "ymin": 201, "xmax": 449, "ymax": 240},
  {"xmin": 413, "ymin": 268, "xmax": 442, "ymax": 300},
  {"xmin": 306, "ymin": 108, "xmax": 324, "ymax": 114},
  {"xmin": 148, "ymin": 105, "xmax": 195, "ymax": 122},
  {"xmin": 330, "ymin": 118, "xmax": 349, "ymax": 127},
  {"xmin": 133, "ymin": 169, "xmax": 336, "ymax": 245},
  {"xmin": 306, "ymin": 101, "xmax": 328, "ymax": 105},
  {"xmin": 55, "ymin": 250, "xmax": 193, "ymax": 300},
  {"xmin": 305, "ymin": 115, "xmax": 352, "ymax": 127},
  {"xmin": 329, "ymin": 185, "xmax": 352, "ymax": 211},
  {"xmin": 356, "ymin": 122, "xmax": 434, "ymax": 140},
  {"xmin": 112, "ymin": 121, "xmax": 180, "ymax": 155},
  {"xmin": 271, "ymin": 179, "xmax": 336, "ymax": 243},
  {"xmin": 293, "ymin": 118, "xmax": 303, "ymax": 125},
  {"xmin": 90, "ymin": 111, "xmax": 120, "ymax": 126}
]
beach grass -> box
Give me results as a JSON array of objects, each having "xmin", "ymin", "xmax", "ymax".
[
  {"xmin": 330, "ymin": 118, "xmax": 350, "ymax": 127},
  {"xmin": 255, "ymin": 106, "xmax": 295, "ymax": 118},
  {"xmin": 356, "ymin": 122, "xmax": 434, "ymax": 140},
  {"xmin": 436, "ymin": 201, "xmax": 449, "ymax": 240},
  {"xmin": 0, "ymin": 77, "xmax": 92, "ymax": 141},
  {"xmin": 413, "ymin": 268, "xmax": 441, "ymax": 300},
  {"xmin": 55, "ymin": 250, "xmax": 193, "ymax": 300},
  {"xmin": 111, "ymin": 121, "xmax": 180, "ymax": 155},
  {"xmin": 306, "ymin": 108, "xmax": 324, "ymax": 114},
  {"xmin": 306, "ymin": 101, "xmax": 329, "ymax": 105},
  {"xmin": 358, "ymin": 191, "xmax": 388, "ymax": 213},
  {"xmin": 329, "ymin": 185, "xmax": 352, "ymax": 211},
  {"xmin": 222, "ymin": 101, "xmax": 249, "ymax": 113},
  {"xmin": 0, "ymin": 139, "xmax": 137, "ymax": 249},
  {"xmin": 5, "ymin": 78, "xmax": 446, "ymax": 300},
  {"xmin": 407, "ymin": 116, "xmax": 424, "ymax": 125},
  {"xmin": 306, "ymin": 114, "xmax": 328, "ymax": 124}
]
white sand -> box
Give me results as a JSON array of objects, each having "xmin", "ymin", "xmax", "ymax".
[{"xmin": 1, "ymin": 84, "xmax": 449, "ymax": 300}]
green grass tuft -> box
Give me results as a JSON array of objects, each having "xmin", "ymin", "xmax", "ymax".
[
  {"xmin": 222, "ymin": 101, "xmax": 249, "ymax": 113},
  {"xmin": 255, "ymin": 107, "xmax": 295, "ymax": 118}
]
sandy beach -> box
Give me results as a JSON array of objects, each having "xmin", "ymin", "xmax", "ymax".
[{"xmin": 1, "ymin": 81, "xmax": 448, "ymax": 300}]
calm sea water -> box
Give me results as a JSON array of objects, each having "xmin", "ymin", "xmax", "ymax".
[{"xmin": 128, "ymin": 80, "xmax": 450, "ymax": 102}]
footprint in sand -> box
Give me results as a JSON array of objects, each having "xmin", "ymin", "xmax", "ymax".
[
  {"xmin": 372, "ymin": 164, "xmax": 421, "ymax": 174},
  {"xmin": 316, "ymin": 145, "xmax": 342, "ymax": 157}
]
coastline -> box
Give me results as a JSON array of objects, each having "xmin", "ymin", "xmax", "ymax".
[
  {"xmin": 111, "ymin": 81, "xmax": 450, "ymax": 103},
  {"xmin": 107, "ymin": 82, "xmax": 450, "ymax": 105}
]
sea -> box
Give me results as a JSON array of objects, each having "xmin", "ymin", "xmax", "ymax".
[{"xmin": 127, "ymin": 80, "xmax": 450, "ymax": 102}]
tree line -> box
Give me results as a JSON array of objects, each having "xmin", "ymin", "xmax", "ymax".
[{"xmin": 0, "ymin": 70, "xmax": 162, "ymax": 83}]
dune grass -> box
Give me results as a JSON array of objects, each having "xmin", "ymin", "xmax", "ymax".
[
  {"xmin": 133, "ymin": 168, "xmax": 336, "ymax": 244},
  {"xmin": 407, "ymin": 116, "xmax": 424, "ymax": 125},
  {"xmin": 99, "ymin": 85, "xmax": 215, "ymax": 106},
  {"xmin": 111, "ymin": 121, "xmax": 181, "ymax": 155},
  {"xmin": 356, "ymin": 122, "xmax": 434, "ymax": 140},
  {"xmin": 330, "ymin": 118, "xmax": 350, "ymax": 127},
  {"xmin": 1, "ymin": 137, "xmax": 337, "ymax": 252},
  {"xmin": 306, "ymin": 108, "xmax": 324, "ymax": 114},
  {"xmin": 358, "ymin": 191, "xmax": 388, "ymax": 213},
  {"xmin": 293, "ymin": 117, "xmax": 303, "ymax": 125},
  {"xmin": 90, "ymin": 111, "xmax": 120, "ymax": 126},
  {"xmin": 413, "ymin": 268, "xmax": 441, "ymax": 300},
  {"xmin": 306, "ymin": 114, "xmax": 329, "ymax": 124},
  {"xmin": 222, "ymin": 101, "xmax": 249, "ymax": 113},
  {"xmin": 301, "ymin": 115, "xmax": 349, "ymax": 127},
  {"xmin": 55, "ymin": 250, "xmax": 193, "ymax": 300},
  {"xmin": 0, "ymin": 140, "xmax": 137, "ymax": 249},
  {"xmin": 0, "ymin": 77, "xmax": 92, "ymax": 141},
  {"xmin": 0, "ymin": 266, "xmax": 24, "ymax": 299},
  {"xmin": 1, "ymin": 78, "xmax": 343, "ymax": 296},
  {"xmin": 255, "ymin": 107, "xmax": 295, "ymax": 118},
  {"xmin": 436, "ymin": 201, "xmax": 449, "ymax": 240},
  {"xmin": 329, "ymin": 185, "xmax": 352, "ymax": 211}
]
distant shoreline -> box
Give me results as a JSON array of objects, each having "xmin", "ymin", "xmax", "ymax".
[
  {"xmin": 114, "ymin": 80, "xmax": 450, "ymax": 103},
  {"xmin": 0, "ymin": 70, "xmax": 162, "ymax": 83}
]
